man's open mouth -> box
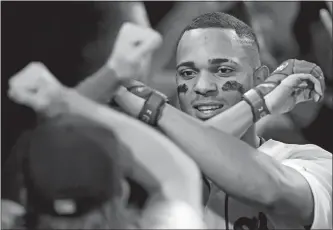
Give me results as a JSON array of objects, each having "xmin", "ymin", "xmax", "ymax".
[
  {"xmin": 194, "ymin": 105, "xmax": 224, "ymax": 114},
  {"xmin": 193, "ymin": 103, "xmax": 225, "ymax": 119}
]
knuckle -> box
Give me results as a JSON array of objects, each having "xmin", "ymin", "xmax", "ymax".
[
  {"xmin": 122, "ymin": 22, "xmax": 136, "ymax": 33},
  {"xmin": 30, "ymin": 61, "xmax": 45, "ymax": 70},
  {"xmin": 311, "ymin": 65, "xmax": 324, "ymax": 77},
  {"xmin": 121, "ymin": 22, "xmax": 131, "ymax": 30}
]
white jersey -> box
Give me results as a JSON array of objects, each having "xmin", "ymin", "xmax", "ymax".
[{"xmin": 204, "ymin": 139, "xmax": 332, "ymax": 229}]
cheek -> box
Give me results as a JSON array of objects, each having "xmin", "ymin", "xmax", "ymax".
[
  {"xmin": 177, "ymin": 82, "xmax": 192, "ymax": 106},
  {"xmin": 220, "ymin": 80, "xmax": 246, "ymax": 94},
  {"xmin": 220, "ymin": 90, "xmax": 243, "ymax": 105},
  {"xmin": 176, "ymin": 76, "xmax": 194, "ymax": 95},
  {"xmin": 217, "ymin": 76, "xmax": 251, "ymax": 106},
  {"xmin": 177, "ymin": 83, "xmax": 189, "ymax": 94},
  {"xmin": 176, "ymin": 78, "xmax": 195, "ymax": 111}
]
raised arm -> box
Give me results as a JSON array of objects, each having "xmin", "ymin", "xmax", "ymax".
[{"xmin": 7, "ymin": 62, "xmax": 204, "ymax": 221}]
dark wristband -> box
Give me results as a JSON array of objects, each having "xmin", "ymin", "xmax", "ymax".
[
  {"xmin": 138, "ymin": 92, "xmax": 166, "ymax": 126},
  {"xmin": 242, "ymin": 89, "xmax": 270, "ymax": 123},
  {"xmin": 242, "ymin": 96, "xmax": 257, "ymax": 123}
]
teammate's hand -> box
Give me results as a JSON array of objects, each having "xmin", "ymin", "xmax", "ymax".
[
  {"xmin": 108, "ymin": 22, "xmax": 162, "ymax": 81},
  {"xmin": 1, "ymin": 199, "xmax": 25, "ymax": 229},
  {"xmin": 256, "ymin": 59, "xmax": 325, "ymax": 96},
  {"xmin": 8, "ymin": 62, "xmax": 64, "ymax": 115},
  {"xmin": 265, "ymin": 73, "xmax": 324, "ymax": 115}
]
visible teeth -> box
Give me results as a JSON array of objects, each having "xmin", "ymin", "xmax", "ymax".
[
  {"xmin": 201, "ymin": 110, "xmax": 214, "ymax": 114},
  {"xmin": 197, "ymin": 105, "xmax": 221, "ymax": 111}
]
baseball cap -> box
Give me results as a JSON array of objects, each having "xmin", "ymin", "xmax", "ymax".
[{"xmin": 23, "ymin": 115, "xmax": 123, "ymax": 217}]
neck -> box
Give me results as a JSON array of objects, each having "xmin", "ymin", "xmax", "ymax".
[{"xmin": 241, "ymin": 125, "xmax": 260, "ymax": 148}]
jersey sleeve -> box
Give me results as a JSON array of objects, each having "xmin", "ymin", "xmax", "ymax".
[{"xmin": 282, "ymin": 148, "xmax": 332, "ymax": 229}]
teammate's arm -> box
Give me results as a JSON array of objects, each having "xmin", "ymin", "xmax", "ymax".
[{"xmin": 7, "ymin": 63, "xmax": 203, "ymax": 218}]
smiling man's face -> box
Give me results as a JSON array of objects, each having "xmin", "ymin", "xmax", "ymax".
[{"xmin": 176, "ymin": 28, "xmax": 259, "ymax": 120}]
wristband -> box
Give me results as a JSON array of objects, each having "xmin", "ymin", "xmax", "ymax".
[
  {"xmin": 127, "ymin": 84, "xmax": 170, "ymax": 103},
  {"xmin": 138, "ymin": 91, "xmax": 166, "ymax": 126},
  {"xmin": 242, "ymin": 89, "xmax": 270, "ymax": 123}
]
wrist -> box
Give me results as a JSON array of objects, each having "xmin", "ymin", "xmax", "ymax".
[
  {"xmin": 104, "ymin": 67, "xmax": 123, "ymax": 99},
  {"xmin": 264, "ymin": 92, "xmax": 277, "ymax": 115},
  {"xmin": 43, "ymin": 86, "xmax": 72, "ymax": 118},
  {"xmin": 255, "ymin": 81, "xmax": 279, "ymax": 96},
  {"xmin": 138, "ymin": 91, "xmax": 167, "ymax": 126},
  {"xmin": 242, "ymin": 88, "xmax": 270, "ymax": 123},
  {"xmin": 107, "ymin": 59, "xmax": 126, "ymax": 80},
  {"xmin": 113, "ymin": 86, "xmax": 144, "ymax": 117}
]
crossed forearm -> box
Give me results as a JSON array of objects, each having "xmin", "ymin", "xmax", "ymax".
[
  {"xmin": 47, "ymin": 86, "xmax": 203, "ymax": 213},
  {"xmin": 114, "ymin": 90, "xmax": 281, "ymax": 209}
]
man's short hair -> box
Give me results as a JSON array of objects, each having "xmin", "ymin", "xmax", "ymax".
[{"xmin": 177, "ymin": 12, "xmax": 259, "ymax": 51}]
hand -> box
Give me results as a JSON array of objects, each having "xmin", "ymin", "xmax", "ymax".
[
  {"xmin": 1, "ymin": 199, "xmax": 25, "ymax": 229},
  {"xmin": 265, "ymin": 73, "xmax": 324, "ymax": 115},
  {"xmin": 320, "ymin": 1, "xmax": 332, "ymax": 39},
  {"xmin": 256, "ymin": 59, "xmax": 325, "ymax": 96},
  {"xmin": 108, "ymin": 22, "xmax": 162, "ymax": 81},
  {"xmin": 8, "ymin": 62, "xmax": 65, "ymax": 116}
]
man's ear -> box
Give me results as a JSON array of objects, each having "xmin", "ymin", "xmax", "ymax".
[{"xmin": 253, "ymin": 65, "xmax": 270, "ymax": 86}]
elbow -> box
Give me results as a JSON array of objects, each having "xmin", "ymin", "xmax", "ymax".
[
  {"xmin": 256, "ymin": 174, "xmax": 282, "ymax": 211},
  {"xmin": 260, "ymin": 173, "xmax": 288, "ymax": 212},
  {"xmin": 261, "ymin": 191, "xmax": 278, "ymax": 211}
]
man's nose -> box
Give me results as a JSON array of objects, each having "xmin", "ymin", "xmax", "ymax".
[{"xmin": 193, "ymin": 71, "xmax": 218, "ymax": 96}]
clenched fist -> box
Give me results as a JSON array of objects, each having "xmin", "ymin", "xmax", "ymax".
[
  {"xmin": 256, "ymin": 59, "xmax": 325, "ymax": 96},
  {"xmin": 265, "ymin": 73, "xmax": 324, "ymax": 115},
  {"xmin": 108, "ymin": 22, "xmax": 162, "ymax": 81},
  {"xmin": 7, "ymin": 62, "xmax": 65, "ymax": 116}
]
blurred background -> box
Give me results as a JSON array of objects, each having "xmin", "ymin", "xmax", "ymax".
[{"xmin": 2, "ymin": 1, "xmax": 332, "ymax": 199}]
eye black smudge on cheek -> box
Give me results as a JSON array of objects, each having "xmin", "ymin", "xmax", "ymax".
[
  {"xmin": 222, "ymin": 81, "xmax": 245, "ymax": 94},
  {"xmin": 177, "ymin": 84, "xmax": 189, "ymax": 94}
]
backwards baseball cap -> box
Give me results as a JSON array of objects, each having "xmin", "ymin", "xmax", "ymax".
[{"xmin": 23, "ymin": 115, "xmax": 123, "ymax": 217}]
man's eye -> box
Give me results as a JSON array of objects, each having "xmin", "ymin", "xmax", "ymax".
[
  {"xmin": 179, "ymin": 70, "xmax": 196, "ymax": 79},
  {"xmin": 218, "ymin": 67, "xmax": 234, "ymax": 74}
]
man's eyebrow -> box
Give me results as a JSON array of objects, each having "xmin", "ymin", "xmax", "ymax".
[
  {"xmin": 176, "ymin": 61, "xmax": 196, "ymax": 69},
  {"xmin": 209, "ymin": 58, "xmax": 238, "ymax": 65}
]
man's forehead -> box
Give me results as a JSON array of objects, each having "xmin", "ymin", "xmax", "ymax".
[
  {"xmin": 177, "ymin": 28, "xmax": 258, "ymax": 65},
  {"xmin": 180, "ymin": 28, "xmax": 240, "ymax": 44}
]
